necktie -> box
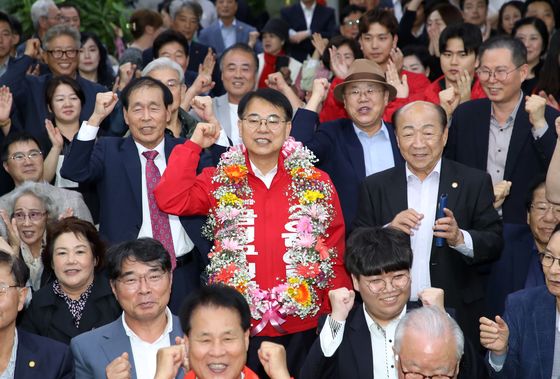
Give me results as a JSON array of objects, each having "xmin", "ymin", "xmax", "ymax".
[{"xmin": 143, "ymin": 150, "xmax": 176, "ymax": 270}]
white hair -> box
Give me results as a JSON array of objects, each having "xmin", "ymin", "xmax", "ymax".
[
  {"xmin": 169, "ymin": 0, "xmax": 202, "ymax": 21},
  {"xmin": 31, "ymin": 0, "xmax": 57, "ymax": 30},
  {"xmin": 142, "ymin": 57, "xmax": 185, "ymax": 83},
  {"xmin": 42, "ymin": 24, "xmax": 80, "ymax": 50},
  {"xmin": 5, "ymin": 181, "xmax": 59, "ymax": 218},
  {"xmin": 394, "ymin": 306, "xmax": 465, "ymax": 361}
]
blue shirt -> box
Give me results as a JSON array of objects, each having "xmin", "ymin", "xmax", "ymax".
[
  {"xmin": 353, "ymin": 122, "xmax": 395, "ymax": 176},
  {"xmin": 219, "ymin": 19, "xmax": 237, "ymax": 50}
]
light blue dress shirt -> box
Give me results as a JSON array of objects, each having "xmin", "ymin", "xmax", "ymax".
[{"xmin": 353, "ymin": 122, "xmax": 395, "ymax": 176}]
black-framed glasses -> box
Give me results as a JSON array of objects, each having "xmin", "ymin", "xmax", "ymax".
[
  {"xmin": 0, "ymin": 282, "xmax": 19, "ymax": 295},
  {"xmin": 117, "ymin": 270, "xmax": 168, "ymax": 291},
  {"xmin": 242, "ymin": 115, "xmax": 287, "ymax": 131},
  {"xmin": 539, "ymin": 252, "xmax": 560, "ymax": 268},
  {"xmin": 46, "ymin": 49, "xmax": 79, "ymax": 59},
  {"xmin": 476, "ymin": 65, "xmax": 522, "ymax": 82},
  {"xmin": 12, "ymin": 211, "xmax": 47, "ymax": 223},
  {"xmin": 365, "ymin": 273, "xmax": 410, "ymax": 294},
  {"xmin": 9, "ymin": 150, "xmax": 43, "ymax": 162},
  {"xmin": 397, "ymin": 357, "xmax": 458, "ymax": 379}
]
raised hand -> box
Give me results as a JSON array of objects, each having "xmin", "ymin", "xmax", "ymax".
[
  {"xmin": 389, "ymin": 47, "xmax": 404, "ymax": 72},
  {"xmin": 45, "ymin": 119, "xmax": 63, "ymax": 150},
  {"xmin": 390, "ymin": 209, "xmax": 423, "ymax": 235},
  {"xmin": 386, "ymin": 59, "xmax": 409, "ymax": 99},
  {"xmin": 24, "ymin": 38, "xmax": 42, "ymax": 60},
  {"xmin": 311, "ymin": 33, "xmax": 328, "ymax": 57},
  {"xmin": 525, "ymin": 94, "xmax": 547, "ymax": 129},
  {"xmin": 538, "ymin": 90, "xmax": 559, "ymax": 111},
  {"xmin": 106, "ymin": 352, "xmax": 132, "ymax": 379},
  {"xmin": 0, "ymin": 85, "xmax": 12, "ymax": 127},
  {"xmin": 191, "ymin": 121, "xmax": 221, "ymax": 149},
  {"xmin": 89, "ymin": 92, "xmax": 118, "ymax": 127},
  {"xmin": 329, "ymin": 46, "xmax": 350, "ymax": 79},
  {"xmin": 265, "ymin": 72, "xmax": 290, "ymax": 93},
  {"xmin": 493, "ymin": 180, "xmax": 512, "ymax": 209},
  {"xmin": 438, "ymin": 86, "xmax": 460, "ymax": 119},
  {"xmin": 456, "ymin": 69, "xmax": 473, "ymax": 103},
  {"xmin": 154, "ymin": 343, "xmax": 187, "ymax": 379},
  {"xmin": 116, "ymin": 62, "xmax": 137, "ymax": 92},
  {"xmin": 480, "ymin": 316, "xmax": 509, "ymax": 356},
  {"xmin": 258, "ymin": 342, "xmax": 291, "ymax": 379},
  {"xmin": 418, "ymin": 287, "xmax": 445, "ymax": 311},
  {"xmin": 328, "ymin": 287, "xmax": 355, "ymax": 322},
  {"xmin": 248, "ymin": 31, "xmax": 260, "ymax": 48},
  {"xmin": 0, "ymin": 210, "xmax": 21, "ymax": 256},
  {"xmin": 190, "ymin": 96, "xmax": 216, "ymax": 123}
]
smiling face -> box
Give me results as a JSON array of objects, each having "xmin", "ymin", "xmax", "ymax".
[
  {"xmin": 343, "ymin": 82, "xmax": 389, "ymax": 131},
  {"xmin": 543, "ymin": 232, "xmax": 560, "ymax": 299},
  {"xmin": 352, "ymin": 270, "xmax": 411, "ymax": 326},
  {"xmin": 147, "ymin": 67, "xmax": 185, "ymax": 113},
  {"xmin": 515, "ymin": 24, "xmax": 544, "ymax": 65},
  {"xmin": 52, "ymin": 232, "xmax": 96, "ymax": 297},
  {"xmin": 123, "ymin": 85, "xmax": 170, "ymax": 149},
  {"xmin": 478, "ymin": 47, "xmax": 527, "ymax": 105},
  {"xmin": 3, "ymin": 140, "xmax": 44, "ymax": 185},
  {"xmin": 0, "ymin": 263, "xmax": 27, "ymax": 333},
  {"xmin": 528, "ymin": 185, "xmax": 559, "ymax": 251},
  {"xmin": 187, "ymin": 305, "xmax": 249, "ymax": 379},
  {"xmin": 43, "ymin": 34, "xmax": 79, "ymax": 77},
  {"xmin": 222, "ymin": 49, "xmax": 257, "ymax": 103},
  {"xmin": 13, "ymin": 194, "xmax": 47, "ymax": 249},
  {"xmin": 50, "ymin": 83, "xmax": 82, "ymax": 124},
  {"xmin": 158, "ymin": 41, "xmax": 189, "ymax": 73},
  {"xmin": 395, "ymin": 102, "xmax": 448, "ymax": 181}
]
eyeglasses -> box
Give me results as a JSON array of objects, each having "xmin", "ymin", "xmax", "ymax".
[
  {"xmin": 476, "ymin": 65, "xmax": 522, "ymax": 82},
  {"xmin": 531, "ymin": 202, "xmax": 560, "ymax": 219},
  {"xmin": 397, "ymin": 357, "xmax": 458, "ymax": 379},
  {"xmin": 9, "ymin": 150, "xmax": 43, "ymax": 162},
  {"xmin": 165, "ymin": 79, "xmax": 180, "ymax": 88},
  {"xmin": 12, "ymin": 211, "xmax": 47, "ymax": 223},
  {"xmin": 46, "ymin": 49, "xmax": 79, "ymax": 59},
  {"xmin": 116, "ymin": 270, "xmax": 168, "ymax": 290},
  {"xmin": 366, "ymin": 273, "xmax": 410, "ymax": 294},
  {"xmin": 242, "ymin": 115, "xmax": 287, "ymax": 131},
  {"xmin": 539, "ymin": 252, "xmax": 560, "ymax": 268},
  {"xmin": 345, "ymin": 87, "xmax": 385, "ymax": 100},
  {"xmin": 0, "ymin": 283, "xmax": 19, "ymax": 296},
  {"xmin": 343, "ymin": 19, "xmax": 360, "ymax": 27}
]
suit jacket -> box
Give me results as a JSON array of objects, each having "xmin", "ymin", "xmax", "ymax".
[
  {"xmin": 446, "ymin": 97, "xmax": 559, "ymax": 224},
  {"xmin": 300, "ymin": 303, "xmax": 488, "ymax": 379},
  {"xmin": 291, "ymin": 109, "xmax": 404, "ymax": 230},
  {"xmin": 280, "ymin": 3, "xmax": 336, "ymax": 62},
  {"xmin": 59, "ymin": 134, "xmax": 209, "ymax": 256},
  {"xmin": 70, "ymin": 314, "xmax": 184, "ymax": 379},
  {"xmin": 488, "ymin": 286, "xmax": 555, "ymax": 378},
  {"xmin": 353, "ymin": 159, "xmax": 503, "ymax": 343},
  {"xmin": 0, "ymin": 55, "xmax": 107, "ymax": 152},
  {"xmin": 212, "ymin": 93, "xmax": 235, "ymax": 144},
  {"xmin": 19, "ymin": 275, "xmax": 121, "ymax": 345},
  {"xmin": 197, "ymin": 19, "xmax": 262, "ymax": 57},
  {"xmin": 14, "ymin": 328, "xmax": 74, "ymax": 379}
]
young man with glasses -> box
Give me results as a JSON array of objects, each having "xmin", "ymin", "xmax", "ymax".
[
  {"xmin": 481, "ymin": 223, "xmax": 560, "ymax": 378},
  {"xmin": 70, "ymin": 238, "xmax": 186, "ymax": 379}
]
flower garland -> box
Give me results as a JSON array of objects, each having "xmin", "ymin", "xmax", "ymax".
[{"xmin": 202, "ymin": 137, "xmax": 336, "ymax": 334}]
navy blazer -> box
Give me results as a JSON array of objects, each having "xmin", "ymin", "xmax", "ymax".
[
  {"xmin": 70, "ymin": 314, "xmax": 184, "ymax": 379},
  {"xmin": 353, "ymin": 159, "xmax": 503, "ymax": 344},
  {"xmin": 291, "ymin": 109, "xmax": 403, "ymax": 231},
  {"xmin": 59, "ymin": 134, "xmax": 210, "ymax": 256},
  {"xmin": 280, "ymin": 3, "xmax": 336, "ymax": 62},
  {"xmin": 446, "ymin": 97, "xmax": 559, "ymax": 224},
  {"xmin": 0, "ymin": 55, "xmax": 107, "ymax": 152},
  {"xmin": 488, "ymin": 286, "xmax": 555, "ymax": 378},
  {"xmin": 14, "ymin": 328, "xmax": 75, "ymax": 379},
  {"xmin": 197, "ymin": 19, "xmax": 262, "ymax": 57}
]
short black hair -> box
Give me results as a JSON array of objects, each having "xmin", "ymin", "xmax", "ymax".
[
  {"xmin": 180, "ymin": 284, "xmax": 251, "ymax": 335},
  {"xmin": 459, "ymin": 0, "xmax": 489, "ymax": 10},
  {"xmin": 321, "ymin": 35, "xmax": 362, "ymax": 71},
  {"xmin": 439, "ymin": 23, "xmax": 483, "ymax": 56},
  {"xmin": 0, "ymin": 12, "xmax": 14, "ymax": 32},
  {"xmin": 526, "ymin": 174, "xmax": 547, "ymax": 211},
  {"xmin": 512, "ymin": 17, "xmax": 549, "ymax": 57},
  {"xmin": 358, "ymin": 8, "xmax": 399, "ymax": 37},
  {"xmin": 1, "ymin": 132, "xmax": 43, "ymax": 162},
  {"xmin": 7, "ymin": 14, "xmax": 22, "ymax": 38},
  {"xmin": 497, "ymin": 1, "xmax": 525, "ymax": 34},
  {"xmin": 402, "ymin": 44, "xmax": 431, "ymax": 70},
  {"xmin": 45, "ymin": 75, "xmax": 86, "ymax": 114},
  {"xmin": 392, "ymin": 101, "xmax": 448, "ymax": 131},
  {"xmin": 59, "ymin": 1, "xmax": 81, "ymax": 17},
  {"xmin": 0, "ymin": 250, "xmax": 29, "ymax": 287},
  {"xmin": 120, "ymin": 76, "xmax": 173, "ymax": 110},
  {"xmin": 345, "ymin": 227, "xmax": 413, "ymax": 277},
  {"xmin": 238, "ymin": 88, "xmax": 293, "ymax": 120},
  {"xmin": 220, "ymin": 42, "xmax": 259, "ymax": 73},
  {"xmin": 80, "ymin": 32, "xmax": 113, "ymax": 89},
  {"xmin": 153, "ymin": 29, "xmax": 190, "ymax": 58},
  {"xmin": 479, "ymin": 35, "xmax": 528, "ymax": 66},
  {"xmin": 106, "ymin": 237, "xmax": 172, "ymax": 281},
  {"xmin": 339, "ymin": 4, "xmax": 366, "ymax": 25}
]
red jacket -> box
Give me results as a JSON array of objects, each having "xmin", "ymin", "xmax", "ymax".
[
  {"xmin": 421, "ymin": 75, "xmax": 487, "ymax": 104},
  {"xmin": 319, "ymin": 69, "xmax": 430, "ymax": 124},
  {"xmin": 155, "ymin": 141, "xmax": 351, "ymax": 337}
]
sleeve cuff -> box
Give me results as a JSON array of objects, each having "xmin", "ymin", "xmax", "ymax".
[
  {"xmin": 532, "ymin": 122, "xmax": 548, "ymax": 139},
  {"xmin": 488, "ymin": 351, "xmax": 507, "ymax": 372},
  {"xmin": 451, "ymin": 230, "xmax": 474, "ymax": 258},
  {"xmin": 319, "ymin": 315, "xmax": 346, "ymax": 357},
  {"xmin": 76, "ymin": 121, "xmax": 100, "ymax": 141}
]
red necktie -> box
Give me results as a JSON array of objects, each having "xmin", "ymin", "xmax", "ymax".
[{"xmin": 143, "ymin": 150, "xmax": 176, "ymax": 270}]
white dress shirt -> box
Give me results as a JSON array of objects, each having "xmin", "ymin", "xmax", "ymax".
[
  {"xmin": 228, "ymin": 102, "xmax": 242, "ymax": 145},
  {"xmin": 122, "ymin": 308, "xmax": 174, "ymax": 379},
  {"xmin": 250, "ymin": 160, "xmax": 278, "ymax": 189}
]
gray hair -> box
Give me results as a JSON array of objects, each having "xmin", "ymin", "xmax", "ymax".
[
  {"xmin": 142, "ymin": 57, "xmax": 185, "ymax": 83},
  {"xmin": 31, "ymin": 0, "xmax": 57, "ymax": 31},
  {"xmin": 394, "ymin": 306, "xmax": 465, "ymax": 361},
  {"xmin": 169, "ymin": 0, "xmax": 203, "ymax": 21},
  {"xmin": 42, "ymin": 24, "xmax": 80, "ymax": 50},
  {"xmin": 4, "ymin": 181, "xmax": 59, "ymax": 219}
]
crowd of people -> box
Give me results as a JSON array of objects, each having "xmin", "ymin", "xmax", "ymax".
[{"xmin": 1, "ymin": 0, "xmax": 560, "ymax": 378}]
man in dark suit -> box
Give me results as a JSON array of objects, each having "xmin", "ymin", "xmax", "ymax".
[
  {"xmin": 280, "ymin": 0, "xmax": 336, "ymax": 62},
  {"xmin": 354, "ymin": 101, "xmax": 503, "ymax": 345},
  {"xmin": 60, "ymin": 77, "xmax": 210, "ymax": 313},
  {"xmin": 0, "ymin": 249, "xmax": 74, "ymax": 378},
  {"xmin": 480, "ymin": 225, "xmax": 560, "ymax": 378},
  {"xmin": 290, "ymin": 59, "xmax": 404, "ymax": 230},
  {"xmin": 300, "ymin": 227, "xmax": 486, "ymax": 379}
]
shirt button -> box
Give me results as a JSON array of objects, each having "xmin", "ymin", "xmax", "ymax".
[
  {"xmin": 497, "ymin": 170, "xmax": 500, "ymax": 173},
  {"xmin": 498, "ymin": 149, "xmax": 501, "ymax": 152},
  {"xmin": 391, "ymin": 365, "xmax": 394, "ymax": 368}
]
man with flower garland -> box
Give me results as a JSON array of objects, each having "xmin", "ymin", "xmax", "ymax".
[{"xmin": 155, "ymin": 88, "xmax": 351, "ymax": 377}]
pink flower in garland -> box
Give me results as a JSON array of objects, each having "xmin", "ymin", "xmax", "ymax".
[
  {"xmin": 297, "ymin": 232, "xmax": 315, "ymax": 248},
  {"xmin": 296, "ymin": 216, "xmax": 313, "ymax": 233},
  {"xmin": 222, "ymin": 238, "xmax": 241, "ymax": 251}
]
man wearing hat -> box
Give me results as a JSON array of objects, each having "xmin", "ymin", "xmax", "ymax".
[
  {"xmin": 291, "ymin": 58, "xmax": 404, "ymax": 231},
  {"xmin": 257, "ymin": 18, "xmax": 302, "ymax": 89}
]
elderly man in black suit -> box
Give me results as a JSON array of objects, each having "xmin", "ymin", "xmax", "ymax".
[{"xmin": 353, "ymin": 101, "xmax": 503, "ymax": 346}]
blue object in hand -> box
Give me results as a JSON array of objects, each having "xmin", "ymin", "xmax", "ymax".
[{"xmin": 435, "ymin": 194, "xmax": 448, "ymax": 247}]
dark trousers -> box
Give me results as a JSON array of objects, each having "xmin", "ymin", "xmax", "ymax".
[
  {"xmin": 247, "ymin": 328, "xmax": 317, "ymax": 379},
  {"xmin": 169, "ymin": 247, "xmax": 203, "ymax": 314}
]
